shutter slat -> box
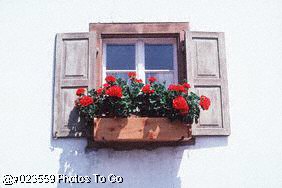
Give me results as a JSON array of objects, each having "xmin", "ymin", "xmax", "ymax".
[
  {"xmin": 186, "ymin": 31, "xmax": 230, "ymax": 136},
  {"xmin": 61, "ymin": 80, "xmax": 89, "ymax": 87},
  {"xmin": 53, "ymin": 32, "xmax": 96, "ymax": 138},
  {"xmin": 194, "ymin": 79, "xmax": 222, "ymax": 86}
]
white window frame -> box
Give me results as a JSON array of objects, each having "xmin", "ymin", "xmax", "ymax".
[{"xmin": 102, "ymin": 38, "xmax": 178, "ymax": 84}]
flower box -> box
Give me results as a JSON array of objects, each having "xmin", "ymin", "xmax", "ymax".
[
  {"xmin": 77, "ymin": 74, "xmax": 210, "ymax": 150},
  {"xmin": 88, "ymin": 117, "xmax": 194, "ymax": 150}
]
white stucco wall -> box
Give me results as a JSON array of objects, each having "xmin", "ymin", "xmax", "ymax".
[{"xmin": 1, "ymin": 0, "xmax": 282, "ymax": 187}]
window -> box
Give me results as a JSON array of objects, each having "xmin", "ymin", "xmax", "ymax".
[
  {"xmin": 102, "ymin": 38, "xmax": 177, "ymax": 86},
  {"xmin": 52, "ymin": 22, "xmax": 230, "ymax": 138}
]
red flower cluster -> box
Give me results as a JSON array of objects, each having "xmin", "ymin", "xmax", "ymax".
[
  {"xmin": 96, "ymin": 88, "xmax": 103, "ymax": 95},
  {"xmin": 128, "ymin": 72, "xmax": 136, "ymax": 78},
  {"xmin": 168, "ymin": 84, "xmax": 186, "ymax": 93},
  {"xmin": 148, "ymin": 77, "xmax": 157, "ymax": 83},
  {"xmin": 79, "ymin": 96, "xmax": 93, "ymax": 107},
  {"xmin": 103, "ymin": 83, "xmax": 110, "ymax": 88},
  {"xmin": 105, "ymin": 75, "xmax": 116, "ymax": 83},
  {"xmin": 106, "ymin": 85, "xmax": 123, "ymax": 98},
  {"xmin": 182, "ymin": 82, "xmax": 191, "ymax": 89},
  {"xmin": 173, "ymin": 96, "xmax": 189, "ymax": 115},
  {"xmin": 199, "ymin": 95, "xmax": 211, "ymax": 110},
  {"xmin": 141, "ymin": 84, "xmax": 155, "ymax": 94},
  {"xmin": 128, "ymin": 72, "xmax": 142, "ymax": 83},
  {"xmin": 135, "ymin": 79, "xmax": 143, "ymax": 83},
  {"xmin": 76, "ymin": 88, "xmax": 85, "ymax": 96}
]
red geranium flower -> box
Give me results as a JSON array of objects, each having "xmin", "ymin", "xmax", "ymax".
[
  {"xmin": 105, "ymin": 75, "xmax": 116, "ymax": 83},
  {"xmin": 76, "ymin": 88, "xmax": 85, "ymax": 96},
  {"xmin": 182, "ymin": 83, "xmax": 191, "ymax": 89},
  {"xmin": 103, "ymin": 83, "xmax": 110, "ymax": 88},
  {"xmin": 79, "ymin": 96, "xmax": 94, "ymax": 107},
  {"xmin": 106, "ymin": 85, "xmax": 123, "ymax": 98},
  {"xmin": 177, "ymin": 85, "xmax": 185, "ymax": 92},
  {"xmin": 135, "ymin": 79, "xmax": 143, "ymax": 83},
  {"xmin": 168, "ymin": 84, "xmax": 186, "ymax": 93},
  {"xmin": 168, "ymin": 84, "xmax": 176, "ymax": 91},
  {"xmin": 141, "ymin": 84, "xmax": 155, "ymax": 94},
  {"xmin": 128, "ymin": 72, "xmax": 136, "ymax": 79},
  {"xmin": 96, "ymin": 88, "xmax": 103, "ymax": 95},
  {"xmin": 173, "ymin": 96, "xmax": 189, "ymax": 115},
  {"xmin": 148, "ymin": 77, "xmax": 157, "ymax": 83},
  {"xmin": 199, "ymin": 95, "xmax": 211, "ymax": 110}
]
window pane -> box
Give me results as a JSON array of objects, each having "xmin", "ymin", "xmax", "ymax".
[
  {"xmin": 146, "ymin": 72, "xmax": 174, "ymax": 87},
  {"xmin": 106, "ymin": 44, "xmax": 135, "ymax": 70},
  {"xmin": 145, "ymin": 44, "xmax": 174, "ymax": 70}
]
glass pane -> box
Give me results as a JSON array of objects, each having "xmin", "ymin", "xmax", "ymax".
[
  {"xmin": 106, "ymin": 44, "xmax": 135, "ymax": 70},
  {"xmin": 146, "ymin": 72, "xmax": 174, "ymax": 87},
  {"xmin": 145, "ymin": 44, "xmax": 174, "ymax": 70}
]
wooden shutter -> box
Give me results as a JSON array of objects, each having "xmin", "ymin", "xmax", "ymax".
[
  {"xmin": 53, "ymin": 32, "xmax": 96, "ymax": 138},
  {"xmin": 186, "ymin": 31, "xmax": 230, "ymax": 136}
]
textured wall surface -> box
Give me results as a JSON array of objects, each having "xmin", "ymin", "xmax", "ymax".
[{"xmin": 0, "ymin": 1, "xmax": 282, "ymax": 187}]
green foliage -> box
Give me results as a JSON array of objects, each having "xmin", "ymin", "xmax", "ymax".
[
  {"xmin": 133, "ymin": 82, "xmax": 167, "ymax": 117},
  {"xmin": 75, "ymin": 75, "xmax": 208, "ymax": 124}
]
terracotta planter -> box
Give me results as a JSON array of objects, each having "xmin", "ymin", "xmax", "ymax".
[{"xmin": 93, "ymin": 117, "xmax": 192, "ymax": 142}]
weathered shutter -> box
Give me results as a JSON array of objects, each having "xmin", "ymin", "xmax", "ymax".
[
  {"xmin": 186, "ymin": 31, "xmax": 230, "ymax": 136},
  {"xmin": 53, "ymin": 32, "xmax": 96, "ymax": 138}
]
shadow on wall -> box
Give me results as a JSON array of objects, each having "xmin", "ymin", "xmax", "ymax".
[
  {"xmin": 50, "ymin": 35, "xmax": 228, "ymax": 188},
  {"xmin": 50, "ymin": 137, "xmax": 228, "ymax": 188},
  {"xmin": 50, "ymin": 139, "xmax": 186, "ymax": 188}
]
